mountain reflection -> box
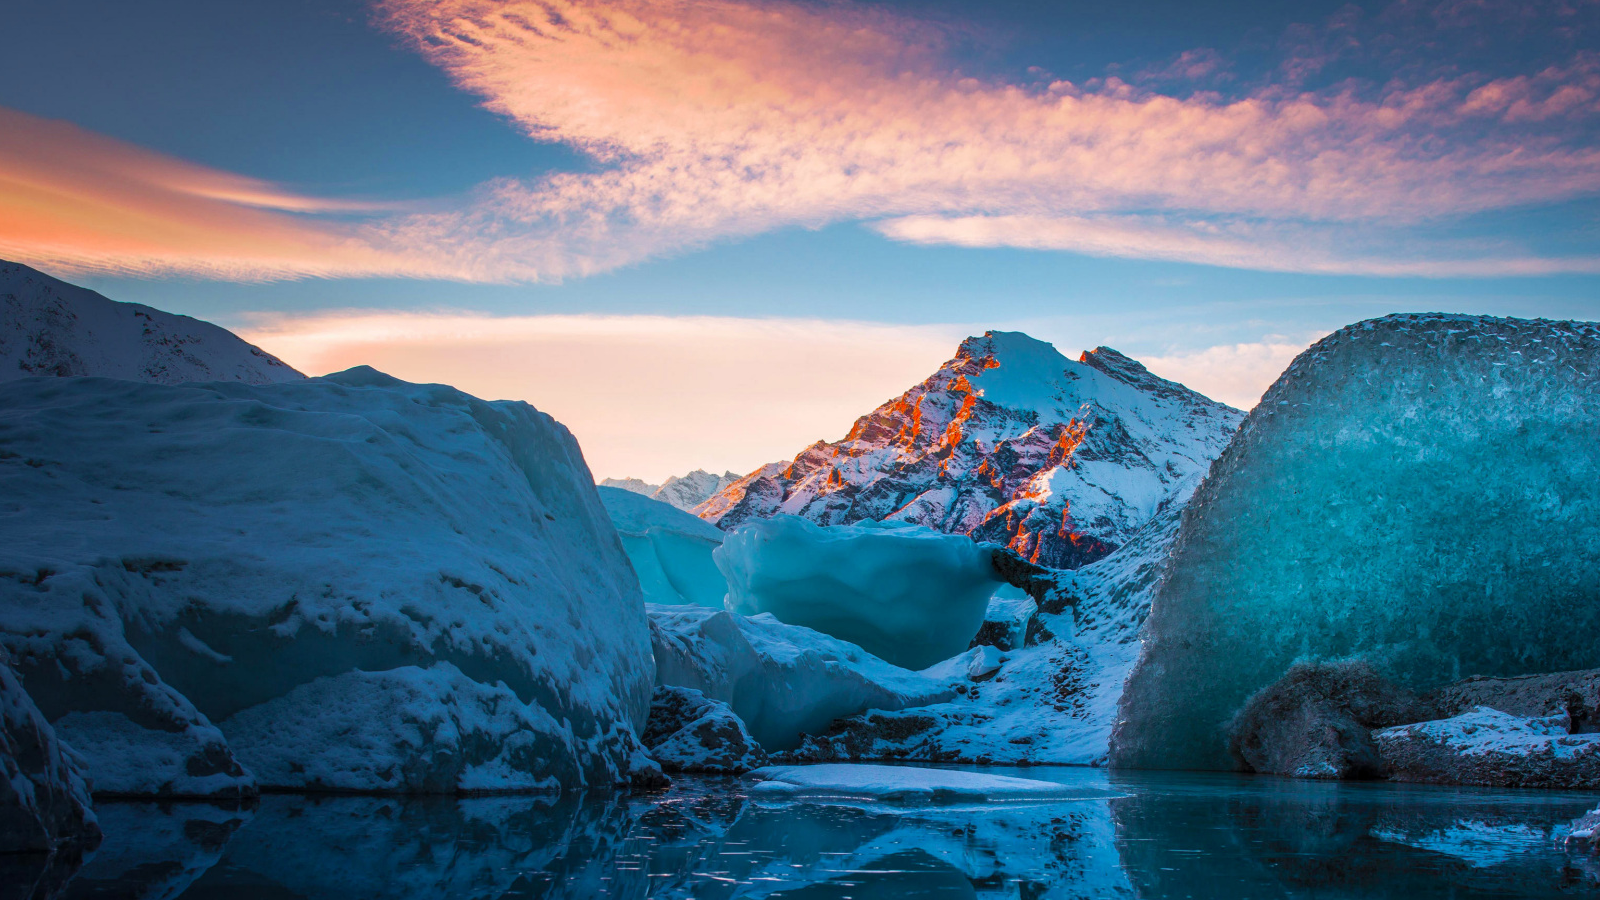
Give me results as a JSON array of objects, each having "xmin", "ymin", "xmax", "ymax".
[{"xmin": 41, "ymin": 768, "xmax": 1600, "ymax": 899}]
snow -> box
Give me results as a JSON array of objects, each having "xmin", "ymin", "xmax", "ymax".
[
  {"xmin": 598, "ymin": 485, "xmax": 727, "ymax": 607},
  {"xmin": 786, "ymin": 502, "xmax": 1186, "ymax": 766},
  {"xmin": 715, "ymin": 516, "xmax": 1001, "ymax": 669},
  {"xmin": 1114, "ymin": 314, "xmax": 1600, "ymax": 771},
  {"xmin": 0, "ymin": 259, "xmax": 302, "ymax": 385},
  {"xmin": 600, "ymin": 469, "xmax": 739, "ymax": 511},
  {"xmin": 642, "ymin": 685, "xmax": 768, "ymax": 773},
  {"xmin": 648, "ymin": 603, "xmax": 956, "ymax": 751},
  {"xmin": 0, "ymin": 367, "xmax": 656, "ymax": 795},
  {"xmin": 745, "ymin": 763, "xmax": 1118, "ymax": 804},
  {"xmin": 1381, "ymin": 708, "xmax": 1578, "ymax": 757},
  {"xmin": 0, "ymin": 658, "xmax": 98, "ymax": 853},
  {"xmin": 697, "ymin": 331, "xmax": 1242, "ymax": 570}
]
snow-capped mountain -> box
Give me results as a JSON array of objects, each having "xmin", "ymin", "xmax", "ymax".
[
  {"xmin": 695, "ymin": 331, "xmax": 1243, "ymax": 568},
  {"xmin": 0, "ymin": 260, "xmax": 302, "ymax": 385},
  {"xmin": 602, "ymin": 469, "xmax": 741, "ymax": 511}
]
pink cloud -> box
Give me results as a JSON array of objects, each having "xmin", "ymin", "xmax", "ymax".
[
  {"xmin": 373, "ymin": 0, "xmax": 1600, "ymax": 276},
  {"xmin": 5, "ymin": 1, "xmax": 1600, "ymax": 281}
]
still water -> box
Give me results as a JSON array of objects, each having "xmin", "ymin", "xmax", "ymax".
[{"xmin": 24, "ymin": 766, "xmax": 1600, "ymax": 898}]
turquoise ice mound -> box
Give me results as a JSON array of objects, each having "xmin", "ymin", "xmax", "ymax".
[
  {"xmin": 1112, "ymin": 314, "xmax": 1600, "ymax": 772},
  {"xmin": 598, "ymin": 485, "xmax": 728, "ymax": 607},
  {"xmin": 715, "ymin": 515, "xmax": 1001, "ymax": 669}
]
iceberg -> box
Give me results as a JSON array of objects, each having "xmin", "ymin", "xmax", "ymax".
[
  {"xmin": 0, "ymin": 659, "xmax": 99, "ymax": 857},
  {"xmin": 0, "ymin": 368, "xmax": 656, "ymax": 794},
  {"xmin": 1113, "ymin": 314, "xmax": 1600, "ymax": 771},
  {"xmin": 598, "ymin": 485, "xmax": 727, "ymax": 607},
  {"xmin": 648, "ymin": 603, "xmax": 954, "ymax": 751},
  {"xmin": 715, "ymin": 516, "xmax": 1001, "ymax": 669}
]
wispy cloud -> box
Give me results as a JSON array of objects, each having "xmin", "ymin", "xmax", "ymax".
[
  {"xmin": 5, "ymin": 0, "xmax": 1600, "ymax": 281},
  {"xmin": 235, "ymin": 310, "xmax": 967, "ymax": 481}
]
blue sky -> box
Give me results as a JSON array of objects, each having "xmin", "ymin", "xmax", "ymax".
[{"xmin": 3, "ymin": 0, "xmax": 1598, "ymax": 479}]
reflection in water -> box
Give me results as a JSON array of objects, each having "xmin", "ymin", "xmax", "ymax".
[{"xmin": 40, "ymin": 768, "xmax": 1600, "ymax": 899}]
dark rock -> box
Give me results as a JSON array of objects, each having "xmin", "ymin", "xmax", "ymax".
[
  {"xmin": 779, "ymin": 710, "xmax": 951, "ymax": 763},
  {"xmin": 641, "ymin": 686, "xmax": 766, "ymax": 775},
  {"xmin": 1227, "ymin": 660, "xmax": 1433, "ymax": 779},
  {"xmin": 1376, "ymin": 707, "xmax": 1600, "ymax": 789},
  {"xmin": 1426, "ymin": 668, "xmax": 1600, "ymax": 731}
]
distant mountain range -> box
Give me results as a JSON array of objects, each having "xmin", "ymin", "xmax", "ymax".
[
  {"xmin": 601, "ymin": 469, "xmax": 741, "ymax": 511},
  {"xmin": 0, "ymin": 260, "xmax": 302, "ymax": 385},
  {"xmin": 695, "ymin": 331, "xmax": 1243, "ymax": 568}
]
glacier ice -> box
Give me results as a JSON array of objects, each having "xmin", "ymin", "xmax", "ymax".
[
  {"xmin": 1113, "ymin": 314, "xmax": 1600, "ymax": 771},
  {"xmin": 715, "ymin": 515, "xmax": 1002, "ymax": 669},
  {"xmin": 647, "ymin": 603, "xmax": 955, "ymax": 751},
  {"xmin": 0, "ymin": 367, "xmax": 656, "ymax": 794},
  {"xmin": 599, "ymin": 485, "xmax": 727, "ymax": 607}
]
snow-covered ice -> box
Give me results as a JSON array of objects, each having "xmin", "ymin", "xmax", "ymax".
[
  {"xmin": 1114, "ymin": 314, "xmax": 1600, "ymax": 771},
  {"xmin": 648, "ymin": 603, "xmax": 955, "ymax": 751},
  {"xmin": 0, "ymin": 367, "xmax": 656, "ymax": 794},
  {"xmin": 716, "ymin": 516, "xmax": 1001, "ymax": 669},
  {"xmin": 0, "ymin": 260, "xmax": 302, "ymax": 385},
  {"xmin": 598, "ymin": 485, "xmax": 727, "ymax": 607},
  {"xmin": 745, "ymin": 763, "xmax": 1117, "ymax": 804},
  {"xmin": 0, "ymin": 658, "xmax": 99, "ymax": 854},
  {"xmin": 1376, "ymin": 707, "xmax": 1600, "ymax": 788}
]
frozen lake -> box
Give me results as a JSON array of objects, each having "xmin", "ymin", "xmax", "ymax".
[{"xmin": 24, "ymin": 766, "xmax": 1600, "ymax": 898}]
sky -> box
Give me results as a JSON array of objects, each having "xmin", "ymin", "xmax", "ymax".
[{"xmin": 4, "ymin": 0, "xmax": 1599, "ymax": 481}]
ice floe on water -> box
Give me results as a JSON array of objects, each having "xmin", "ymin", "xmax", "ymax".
[{"xmin": 745, "ymin": 763, "xmax": 1121, "ymax": 805}]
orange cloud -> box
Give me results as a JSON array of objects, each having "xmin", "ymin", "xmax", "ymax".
[
  {"xmin": 0, "ymin": 108, "xmax": 451, "ymax": 280},
  {"xmin": 373, "ymin": 0, "xmax": 1600, "ymax": 276},
  {"xmin": 5, "ymin": 2, "xmax": 1600, "ymax": 281}
]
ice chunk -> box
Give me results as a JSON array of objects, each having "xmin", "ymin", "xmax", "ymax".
[
  {"xmin": 715, "ymin": 516, "xmax": 1002, "ymax": 669},
  {"xmin": 1113, "ymin": 314, "xmax": 1600, "ymax": 771},
  {"xmin": 598, "ymin": 485, "xmax": 727, "ymax": 607},
  {"xmin": 648, "ymin": 603, "xmax": 955, "ymax": 751},
  {"xmin": 745, "ymin": 763, "xmax": 1116, "ymax": 804},
  {"xmin": 0, "ymin": 368, "xmax": 655, "ymax": 794}
]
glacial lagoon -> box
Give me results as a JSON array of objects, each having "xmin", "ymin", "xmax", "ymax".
[{"xmin": 29, "ymin": 766, "xmax": 1600, "ymax": 899}]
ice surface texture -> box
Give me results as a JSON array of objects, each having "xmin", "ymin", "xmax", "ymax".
[
  {"xmin": 598, "ymin": 485, "xmax": 727, "ymax": 607},
  {"xmin": 648, "ymin": 603, "xmax": 953, "ymax": 751},
  {"xmin": 0, "ymin": 368, "xmax": 655, "ymax": 794},
  {"xmin": 715, "ymin": 516, "xmax": 1000, "ymax": 669},
  {"xmin": 0, "ymin": 260, "xmax": 302, "ymax": 385},
  {"xmin": 1113, "ymin": 314, "xmax": 1600, "ymax": 771}
]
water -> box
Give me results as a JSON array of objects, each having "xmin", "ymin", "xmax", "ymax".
[{"xmin": 22, "ymin": 766, "xmax": 1600, "ymax": 898}]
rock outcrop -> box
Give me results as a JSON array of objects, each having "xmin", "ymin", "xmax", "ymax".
[
  {"xmin": 1376, "ymin": 708, "xmax": 1600, "ymax": 789},
  {"xmin": 642, "ymin": 686, "xmax": 767, "ymax": 774},
  {"xmin": 1227, "ymin": 661, "xmax": 1433, "ymax": 779}
]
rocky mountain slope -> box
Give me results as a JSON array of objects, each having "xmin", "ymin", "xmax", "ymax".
[
  {"xmin": 0, "ymin": 260, "xmax": 302, "ymax": 385},
  {"xmin": 603, "ymin": 469, "xmax": 741, "ymax": 511},
  {"xmin": 696, "ymin": 331, "xmax": 1242, "ymax": 568}
]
